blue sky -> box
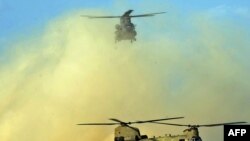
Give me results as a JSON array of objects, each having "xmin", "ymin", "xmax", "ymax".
[
  {"xmin": 0, "ymin": 0, "xmax": 112, "ymax": 42},
  {"xmin": 0, "ymin": 0, "xmax": 249, "ymax": 47}
]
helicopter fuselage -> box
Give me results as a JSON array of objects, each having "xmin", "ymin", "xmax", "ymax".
[
  {"xmin": 114, "ymin": 126, "xmax": 202, "ymax": 141},
  {"xmin": 140, "ymin": 134, "xmax": 201, "ymax": 141},
  {"xmin": 115, "ymin": 16, "xmax": 137, "ymax": 43}
]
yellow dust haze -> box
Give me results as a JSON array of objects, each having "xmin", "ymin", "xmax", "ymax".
[{"xmin": 0, "ymin": 10, "xmax": 249, "ymax": 141}]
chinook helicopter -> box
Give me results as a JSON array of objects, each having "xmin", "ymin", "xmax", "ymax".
[
  {"xmin": 77, "ymin": 117, "xmax": 247, "ymax": 141},
  {"xmin": 149, "ymin": 121, "xmax": 247, "ymax": 141},
  {"xmin": 81, "ymin": 10, "xmax": 166, "ymax": 43}
]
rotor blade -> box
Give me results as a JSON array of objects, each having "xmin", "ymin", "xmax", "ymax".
[
  {"xmin": 132, "ymin": 117, "xmax": 184, "ymax": 124},
  {"xmin": 199, "ymin": 122, "xmax": 247, "ymax": 127},
  {"xmin": 81, "ymin": 15, "xmax": 121, "ymax": 19},
  {"xmin": 109, "ymin": 118, "xmax": 127, "ymax": 124},
  {"xmin": 77, "ymin": 122, "xmax": 119, "ymax": 125},
  {"xmin": 130, "ymin": 12, "xmax": 166, "ymax": 18},
  {"xmin": 152, "ymin": 122, "xmax": 188, "ymax": 126},
  {"xmin": 152, "ymin": 121, "xmax": 247, "ymax": 127}
]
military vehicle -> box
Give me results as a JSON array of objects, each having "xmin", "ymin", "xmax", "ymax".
[
  {"xmin": 81, "ymin": 10, "xmax": 166, "ymax": 43},
  {"xmin": 150, "ymin": 121, "xmax": 247, "ymax": 141},
  {"xmin": 77, "ymin": 117, "xmax": 246, "ymax": 141}
]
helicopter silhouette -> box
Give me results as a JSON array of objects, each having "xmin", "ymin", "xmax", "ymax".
[
  {"xmin": 151, "ymin": 121, "xmax": 247, "ymax": 141},
  {"xmin": 77, "ymin": 117, "xmax": 246, "ymax": 141},
  {"xmin": 81, "ymin": 10, "xmax": 166, "ymax": 43}
]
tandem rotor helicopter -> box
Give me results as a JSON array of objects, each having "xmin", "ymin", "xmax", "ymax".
[
  {"xmin": 81, "ymin": 10, "xmax": 166, "ymax": 43},
  {"xmin": 77, "ymin": 117, "xmax": 247, "ymax": 141}
]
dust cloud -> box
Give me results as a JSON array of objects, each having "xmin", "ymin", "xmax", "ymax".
[{"xmin": 0, "ymin": 9, "xmax": 249, "ymax": 141}]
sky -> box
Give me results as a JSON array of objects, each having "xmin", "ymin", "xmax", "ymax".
[
  {"xmin": 0, "ymin": 0, "xmax": 250, "ymax": 141},
  {"xmin": 1, "ymin": 0, "xmax": 249, "ymax": 44}
]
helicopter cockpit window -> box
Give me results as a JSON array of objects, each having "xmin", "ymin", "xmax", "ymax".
[
  {"xmin": 190, "ymin": 137, "xmax": 202, "ymax": 141},
  {"xmin": 114, "ymin": 137, "xmax": 124, "ymax": 141},
  {"xmin": 140, "ymin": 135, "xmax": 148, "ymax": 139}
]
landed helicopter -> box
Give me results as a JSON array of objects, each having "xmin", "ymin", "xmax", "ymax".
[
  {"xmin": 81, "ymin": 10, "xmax": 166, "ymax": 43},
  {"xmin": 149, "ymin": 121, "xmax": 247, "ymax": 141},
  {"xmin": 77, "ymin": 117, "xmax": 247, "ymax": 141}
]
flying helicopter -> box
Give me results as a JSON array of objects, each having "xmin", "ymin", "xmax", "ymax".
[
  {"xmin": 77, "ymin": 117, "xmax": 247, "ymax": 141},
  {"xmin": 81, "ymin": 10, "xmax": 166, "ymax": 43}
]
